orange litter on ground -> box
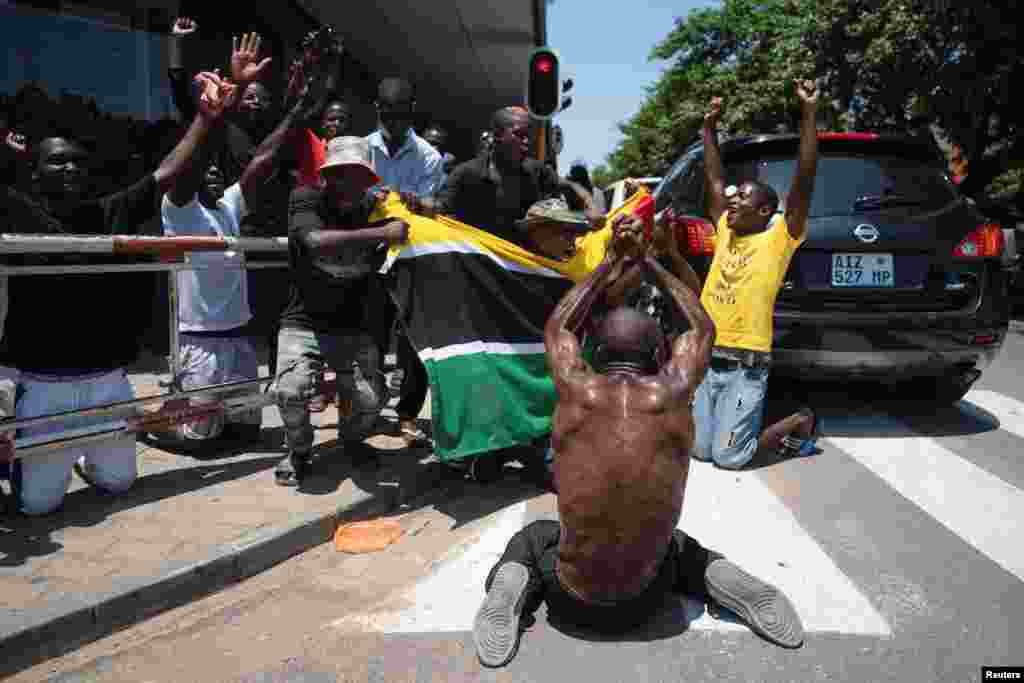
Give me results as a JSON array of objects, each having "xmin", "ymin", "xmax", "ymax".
[{"xmin": 334, "ymin": 519, "xmax": 404, "ymax": 554}]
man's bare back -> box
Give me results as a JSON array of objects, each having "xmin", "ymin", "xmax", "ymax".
[
  {"xmin": 553, "ymin": 368, "xmax": 695, "ymax": 601},
  {"xmin": 541, "ymin": 219, "xmax": 715, "ymax": 602}
]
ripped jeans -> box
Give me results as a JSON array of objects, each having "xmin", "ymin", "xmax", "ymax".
[
  {"xmin": 692, "ymin": 358, "xmax": 770, "ymax": 470},
  {"xmin": 273, "ymin": 327, "xmax": 385, "ymax": 455}
]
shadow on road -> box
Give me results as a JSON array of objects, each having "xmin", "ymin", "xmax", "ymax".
[
  {"xmin": 543, "ymin": 595, "xmax": 748, "ymax": 644},
  {"xmin": 0, "ymin": 454, "xmax": 284, "ymax": 568}
]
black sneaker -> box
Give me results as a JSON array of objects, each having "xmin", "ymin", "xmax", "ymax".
[
  {"xmin": 473, "ymin": 562, "xmax": 531, "ymax": 667},
  {"xmin": 274, "ymin": 451, "xmax": 312, "ymax": 487},
  {"xmin": 705, "ymin": 558, "xmax": 805, "ymax": 648}
]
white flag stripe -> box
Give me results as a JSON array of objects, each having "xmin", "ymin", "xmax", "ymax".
[
  {"xmin": 962, "ymin": 389, "xmax": 1024, "ymax": 441},
  {"xmin": 420, "ymin": 341, "xmax": 547, "ymax": 363},
  {"xmin": 826, "ymin": 417, "xmax": 1024, "ymax": 584}
]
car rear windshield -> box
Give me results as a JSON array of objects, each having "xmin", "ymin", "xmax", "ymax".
[{"xmin": 724, "ymin": 149, "xmax": 958, "ymax": 218}]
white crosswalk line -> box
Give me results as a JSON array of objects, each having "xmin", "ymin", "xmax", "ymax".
[
  {"xmin": 826, "ymin": 415, "xmax": 1024, "ymax": 584},
  {"xmin": 337, "ymin": 464, "xmax": 891, "ymax": 637},
  {"xmin": 680, "ymin": 463, "xmax": 890, "ymax": 635},
  {"xmin": 961, "ymin": 389, "xmax": 1024, "ymax": 440}
]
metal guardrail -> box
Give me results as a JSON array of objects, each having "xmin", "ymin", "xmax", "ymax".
[{"xmin": 0, "ymin": 232, "xmax": 294, "ymax": 459}]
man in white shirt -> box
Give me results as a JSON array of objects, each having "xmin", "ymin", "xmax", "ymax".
[
  {"xmin": 161, "ymin": 54, "xmax": 334, "ymax": 446},
  {"xmin": 162, "ymin": 164, "xmax": 262, "ymax": 444}
]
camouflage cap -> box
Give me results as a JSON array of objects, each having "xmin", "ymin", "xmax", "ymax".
[{"xmin": 515, "ymin": 197, "xmax": 591, "ymax": 233}]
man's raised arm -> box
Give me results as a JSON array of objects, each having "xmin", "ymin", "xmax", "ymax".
[
  {"xmin": 643, "ymin": 255, "xmax": 714, "ymax": 383},
  {"xmin": 544, "ymin": 228, "xmax": 635, "ymax": 386},
  {"xmin": 240, "ymin": 35, "xmax": 334, "ymax": 202},
  {"xmin": 155, "ymin": 71, "xmax": 236, "ymax": 195},
  {"xmin": 702, "ymin": 97, "xmax": 728, "ymax": 228},
  {"xmin": 784, "ymin": 80, "xmax": 820, "ymax": 241},
  {"xmin": 167, "ymin": 17, "xmax": 199, "ymax": 121}
]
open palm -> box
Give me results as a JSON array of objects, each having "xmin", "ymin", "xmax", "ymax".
[{"xmin": 231, "ymin": 33, "xmax": 272, "ymax": 84}]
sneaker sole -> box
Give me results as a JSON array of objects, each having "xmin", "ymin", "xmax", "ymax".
[
  {"xmin": 473, "ymin": 562, "xmax": 530, "ymax": 668},
  {"xmin": 705, "ymin": 559, "xmax": 804, "ymax": 648}
]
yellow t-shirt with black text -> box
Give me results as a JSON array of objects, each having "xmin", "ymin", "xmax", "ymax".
[{"xmin": 699, "ymin": 213, "xmax": 804, "ymax": 353}]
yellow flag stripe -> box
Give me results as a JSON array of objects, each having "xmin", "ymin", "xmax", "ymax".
[{"xmin": 379, "ymin": 188, "xmax": 652, "ymax": 283}]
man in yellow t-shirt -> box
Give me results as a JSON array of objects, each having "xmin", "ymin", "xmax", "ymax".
[{"xmin": 693, "ymin": 83, "xmax": 821, "ymax": 469}]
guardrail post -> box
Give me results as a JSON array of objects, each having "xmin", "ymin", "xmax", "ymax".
[{"xmin": 166, "ymin": 258, "xmax": 181, "ymax": 395}]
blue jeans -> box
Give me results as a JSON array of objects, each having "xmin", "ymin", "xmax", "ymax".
[
  {"xmin": 692, "ymin": 361, "xmax": 770, "ymax": 470},
  {"xmin": 14, "ymin": 370, "xmax": 137, "ymax": 515}
]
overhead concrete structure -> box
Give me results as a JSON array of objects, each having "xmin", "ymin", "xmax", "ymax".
[{"xmin": 293, "ymin": 0, "xmax": 545, "ymax": 153}]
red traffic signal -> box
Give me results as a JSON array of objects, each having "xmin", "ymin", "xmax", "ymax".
[{"xmin": 527, "ymin": 47, "xmax": 561, "ymax": 120}]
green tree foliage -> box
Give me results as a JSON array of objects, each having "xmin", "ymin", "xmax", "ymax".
[
  {"xmin": 604, "ymin": 0, "xmax": 817, "ymax": 179},
  {"xmin": 590, "ymin": 164, "xmax": 616, "ymax": 190},
  {"xmin": 604, "ymin": 0, "xmax": 1020, "ymax": 203}
]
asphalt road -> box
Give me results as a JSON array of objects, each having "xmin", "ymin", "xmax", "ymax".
[{"xmin": 13, "ymin": 324, "xmax": 1024, "ymax": 683}]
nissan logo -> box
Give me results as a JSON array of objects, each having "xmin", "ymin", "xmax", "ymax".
[{"xmin": 854, "ymin": 224, "xmax": 880, "ymax": 243}]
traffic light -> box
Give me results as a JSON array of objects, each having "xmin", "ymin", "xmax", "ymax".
[{"xmin": 527, "ymin": 47, "xmax": 561, "ymax": 120}]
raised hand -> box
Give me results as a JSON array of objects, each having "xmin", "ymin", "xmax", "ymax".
[
  {"xmin": 172, "ymin": 17, "xmax": 197, "ymax": 36},
  {"xmin": 794, "ymin": 79, "xmax": 819, "ymax": 109},
  {"xmin": 4, "ymin": 130, "xmax": 27, "ymax": 156},
  {"xmin": 231, "ymin": 33, "xmax": 272, "ymax": 85},
  {"xmin": 194, "ymin": 71, "xmax": 237, "ymax": 120},
  {"xmin": 704, "ymin": 96, "xmax": 724, "ymax": 128},
  {"xmin": 608, "ymin": 214, "xmax": 645, "ymax": 263}
]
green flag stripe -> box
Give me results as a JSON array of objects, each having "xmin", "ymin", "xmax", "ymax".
[{"xmin": 423, "ymin": 351, "xmax": 555, "ymax": 462}]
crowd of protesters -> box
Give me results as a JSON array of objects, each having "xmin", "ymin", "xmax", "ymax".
[
  {"xmin": 0, "ymin": 15, "xmax": 822, "ymax": 523},
  {"xmin": 0, "ymin": 15, "xmax": 834, "ymax": 671},
  {"xmin": 0, "ymin": 19, "xmax": 585, "ymax": 514}
]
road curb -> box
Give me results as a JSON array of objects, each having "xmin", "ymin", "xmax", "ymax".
[{"xmin": 0, "ymin": 484, "xmax": 403, "ymax": 678}]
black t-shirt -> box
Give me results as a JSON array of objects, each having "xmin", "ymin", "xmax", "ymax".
[
  {"xmin": 0, "ymin": 176, "xmax": 159, "ymax": 374},
  {"xmin": 435, "ymin": 152, "xmax": 562, "ymax": 245},
  {"xmin": 279, "ymin": 187, "xmax": 390, "ymax": 334}
]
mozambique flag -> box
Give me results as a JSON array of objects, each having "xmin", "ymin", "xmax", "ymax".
[{"xmin": 379, "ymin": 190, "xmax": 650, "ymax": 462}]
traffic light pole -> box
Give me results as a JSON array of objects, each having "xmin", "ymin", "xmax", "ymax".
[{"xmin": 535, "ymin": 121, "xmax": 546, "ymax": 163}]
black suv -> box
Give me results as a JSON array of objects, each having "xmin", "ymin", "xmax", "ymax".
[{"xmin": 653, "ymin": 132, "xmax": 1011, "ymax": 403}]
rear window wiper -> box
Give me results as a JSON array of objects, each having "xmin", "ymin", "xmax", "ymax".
[{"xmin": 853, "ymin": 194, "xmax": 927, "ymax": 210}]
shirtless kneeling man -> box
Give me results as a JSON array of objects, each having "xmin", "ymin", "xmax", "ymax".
[{"xmin": 472, "ymin": 225, "xmax": 805, "ymax": 667}]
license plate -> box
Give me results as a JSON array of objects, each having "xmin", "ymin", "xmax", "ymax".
[{"xmin": 831, "ymin": 253, "xmax": 894, "ymax": 287}]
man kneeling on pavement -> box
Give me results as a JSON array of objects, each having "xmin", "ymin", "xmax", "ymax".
[{"xmin": 473, "ymin": 216, "xmax": 805, "ymax": 668}]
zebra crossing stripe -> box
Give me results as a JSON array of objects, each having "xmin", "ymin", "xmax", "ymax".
[
  {"xmin": 825, "ymin": 412, "xmax": 1024, "ymax": 585},
  {"xmin": 680, "ymin": 462, "xmax": 890, "ymax": 635}
]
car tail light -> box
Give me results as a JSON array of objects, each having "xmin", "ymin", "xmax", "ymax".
[
  {"xmin": 953, "ymin": 222, "xmax": 1004, "ymax": 258},
  {"xmin": 817, "ymin": 132, "xmax": 880, "ymax": 141},
  {"xmin": 669, "ymin": 214, "xmax": 715, "ymax": 256}
]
